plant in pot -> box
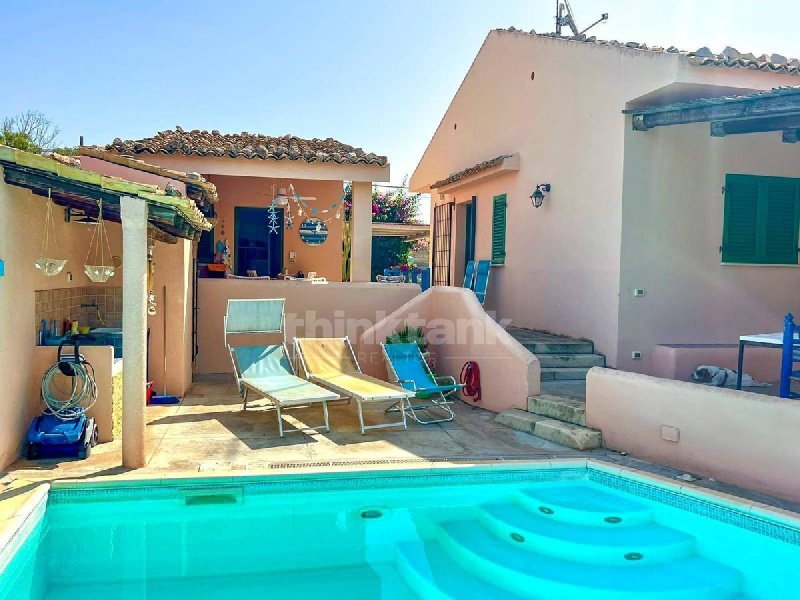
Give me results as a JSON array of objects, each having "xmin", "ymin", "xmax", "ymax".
[{"xmin": 385, "ymin": 325, "xmax": 431, "ymax": 365}]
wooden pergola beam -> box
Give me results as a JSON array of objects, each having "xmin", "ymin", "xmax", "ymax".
[
  {"xmin": 629, "ymin": 91, "xmax": 800, "ymax": 131},
  {"xmin": 710, "ymin": 114, "xmax": 800, "ymax": 137}
]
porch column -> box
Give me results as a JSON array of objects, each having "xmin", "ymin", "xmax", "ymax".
[
  {"xmin": 120, "ymin": 196, "xmax": 148, "ymax": 468},
  {"xmin": 350, "ymin": 181, "xmax": 373, "ymax": 282}
]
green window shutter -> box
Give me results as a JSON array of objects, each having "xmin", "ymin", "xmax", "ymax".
[
  {"xmin": 723, "ymin": 174, "xmax": 800, "ymax": 265},
  {"xmin": 722, "ymin": 175, "xmax": 758, "ymax": 263},
  {"xmin": 763, "ymin": 180, "xmax": 799, "ymax": 264},
  {"xmin": 492, "ymin": 194, "xmax": 507, "ymax": 265}
]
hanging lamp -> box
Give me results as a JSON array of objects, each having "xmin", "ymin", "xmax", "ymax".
[
  {"xmin": 34, "ymin": 189, "xmax": 67, "ymax": 276},
  {"xmin": 83, "ymin": 199, "xmax": 116, "ymax": 282}
]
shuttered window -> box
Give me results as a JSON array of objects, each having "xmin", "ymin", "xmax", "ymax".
[
  {"xmin": 723, "ymin": 174, "xmax": 800, "ymax": 265},
  {"xmin": 491, "ymin": 194, "xmax": 507, "ymax": 265}
]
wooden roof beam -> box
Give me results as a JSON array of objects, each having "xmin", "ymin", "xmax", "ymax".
[
  {"xmin": 630, "ymin": 92, "xmax": 800, "ymax": 131},
  {"xmin": 710, "ymin": 114, "xmax": 800, "ymax": 137}
]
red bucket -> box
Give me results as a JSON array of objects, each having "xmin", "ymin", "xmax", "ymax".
[{"xmin": 146, "ymin": 381, "xmax": 154, "ymax": 405}]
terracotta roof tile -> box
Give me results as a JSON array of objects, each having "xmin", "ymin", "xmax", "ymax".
[
  {"xmin": 106, "ymin": 127, "xmax": 388, "ymax": 167},
  {"xmin": 430, "ymin": 155, "xmax": 511, "ymax": 189},
  {"xmin": 502, "ymin": 28, "xmax": 800, "ymax": 76}
]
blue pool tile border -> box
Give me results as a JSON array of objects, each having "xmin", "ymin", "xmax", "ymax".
[
  {"xmin": 48, "ymin": 468, "xmax": 587, "ymax": 504},
  {"xmin": 588, "ymin": 468, "xmax": 800, "ymax": 546},
  {"xmin": 45, "ymin": 465, "xmax": 800, "ymax": 547}
]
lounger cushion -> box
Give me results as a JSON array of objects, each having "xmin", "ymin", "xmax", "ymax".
[
  {"xmin": 296, "ymin": 338, "xmax": 360, "ymax": 376},
  {"xmin": 312, "ymin": 373, "xmax": 408, "ymax": 402},
  {"xmin": 242, "ymin": 375, "xmax": 338, "ymax": 407},
  {"xmin": 234, "ymin": 345, "xmax": 293, "ymax": 379}
]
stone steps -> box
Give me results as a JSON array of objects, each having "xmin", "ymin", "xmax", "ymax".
[
  {"xmin": 495, "ymin": 409, "xmax": 601, "ymax": 451},
  {"xmin": 541, "ymin": 367, "xmax": 592, "ymax": 381},
  {"xmin": 528, "ymin": 394, "xmax": 586, "ymax": 426},
  {"xmin": 536, "ymin": 353, "xmax": 605, "ymax": 368}
]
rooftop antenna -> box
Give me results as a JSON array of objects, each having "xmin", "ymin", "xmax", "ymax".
[{"xmin": 555, "ymin": 1, "xmax": 608, "ymax": 36}]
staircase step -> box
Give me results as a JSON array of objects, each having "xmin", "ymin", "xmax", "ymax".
[
  {"xmin": 528, "ymin": 394, "xmax": 586, "ymax": 426},
  {"xmin": 480, "ymin": 501, "xmax": 695, "ymax": 565},
  {"xmin": 395, "ymin": 541, "xmax": 527, "ymax": 600},
  {"xmin": 495, "ymin": 411, "xmax": 601, "ymax": 450},
  {"xmin": 438, "ymin": 520, "xmax": 743, "ymax": 600},
  {"xmin": 537, "ymin": 353, "xmax": 605, "ymax": 368},
  {"xmin": 533, "ymin": 419, "xmax": 601, "ymax": 450},
  {"xmin": 541, "ymin": 367, "xmax": 592, "ymax": 381},
  {"xmin": 517, "ymin": 482, "xmax": 653, "ymax": 526},
  {"xmin": 495, "ymin": 409, "xmax": 546, "ymax": 434},
  {"xmin": 506, "ymin": 327, "xmax": 595, "ymax": 355}
]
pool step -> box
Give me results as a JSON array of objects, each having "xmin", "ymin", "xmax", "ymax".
[
  {"xmin": 437, "ymin": 520, "xmax": 743, "ymax": 600},
  {"xmin": 395, "ymin": 541, "xmax": 527, "ymax": 600},
  {"xmin": 479, "ymin": 501, "xmax": 695, "ymax": 565},
  {"xmin": 517, "ymin": 482, "xmax": 654, "ymax": 526}
]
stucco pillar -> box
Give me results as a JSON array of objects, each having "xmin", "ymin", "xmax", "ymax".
[
  {"xmin": 349, "ymin": 181, "xmax": 373, "ymax": 282},
  {"xmin": 120, "ymin": 196, "xmax": 148, "ymax": 469}
]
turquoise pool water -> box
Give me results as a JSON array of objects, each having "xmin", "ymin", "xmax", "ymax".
[{"xmin": 1, "ymin": 465, "xmax": 798, "ymax": 599}]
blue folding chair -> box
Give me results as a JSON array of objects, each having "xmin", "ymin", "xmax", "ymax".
[
  {"xmin": 381, "ymin": 342, "xmax": 460, "ymax": 424},
  {"xmin": 780, "ymin": 313, "xmax": 800, "ymax": 399},
  {"xmin": 463, "ymin": 260, "xmax": 476, "ymax": 289},
  {"xmin": 473, "ymin": 260, "xmax": 492, "ymax": 305},
  {"xmin": 225, "ymin": 299, "xmax": 339, "ymax": 437}
]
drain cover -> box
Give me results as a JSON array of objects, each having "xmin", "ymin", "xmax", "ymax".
[
  {"xmin": 538, "ymin": 506, "xmax": 554, "ymax": 515},
  {"xmin": 604, "ymin": 516, "xmax": 622, "ymax": 524},
  {"xmin": 510, "ymin": 532, "xmax": 525, "ymax": 543},
  {"xmin": 624, "ymin": 552, "xmax": 644, "ymax": 561},
  {"xmin": 360, "ymin": 509, "xmax": 383, "ymax": 519}
]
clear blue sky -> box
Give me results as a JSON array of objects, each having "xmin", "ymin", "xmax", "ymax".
[{"xmin": 3, "ymin": 0, "xmax": 799, "ymax": 192}]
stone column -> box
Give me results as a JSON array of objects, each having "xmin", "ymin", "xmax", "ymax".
[
  {"xmin": 350, "ymin": 181, "xmax": 373, "ymax": 282},
  {"xmin": 120, "ymin": 196, "xmax": 148, "ymax": 469}
]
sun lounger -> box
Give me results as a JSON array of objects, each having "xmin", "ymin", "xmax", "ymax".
[
  {"xmin": 225, "ymin": 299, "xmax": 339, "ymax": 437},
  {"xmin": 473, "ymin": 259, "xmax": 492, "ymax": 305},
  {"xmin": 463, "ymin": 260, "xmax": 476, "ymax": 289},
  {"xmin": 294, "ymin": 337, "xmax": 412, "ymax": 434},
  {"xmin": 382, "ymin": 342, "xmax": 459, "ymax": 424}
]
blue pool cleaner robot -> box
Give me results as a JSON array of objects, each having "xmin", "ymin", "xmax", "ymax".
[{"xmin": 26, "ymin": 338, "xmax": 99, "ymax": 460}]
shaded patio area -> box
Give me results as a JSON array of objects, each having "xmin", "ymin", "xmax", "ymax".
[{"xmin": 5, "ymin": 375, "xmax": 582, "ymax": 481}]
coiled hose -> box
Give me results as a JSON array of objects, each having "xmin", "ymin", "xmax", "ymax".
[
  {"xmin": 41, "ymin": 359, "xmax": 97, "ymax": 420},
  {"xmin": 459, "ymin": 361, "xmax": 481, "ymax": 403}
]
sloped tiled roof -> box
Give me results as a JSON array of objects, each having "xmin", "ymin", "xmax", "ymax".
[
  {"xmin": 106, "ymin": 127, "xmax": 388, "ymax": 166},
  {"xmin": 430, "ymin": 155, "xmax": 511, "ymax": 189},
  {"xmin": 502, "ymin": 28, "xmax": 800, "ymax": 76}
]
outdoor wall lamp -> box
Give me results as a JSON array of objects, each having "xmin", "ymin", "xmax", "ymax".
[{"xmin": 530, "ymin": 183, "xmax": 551, "ymax": 208}]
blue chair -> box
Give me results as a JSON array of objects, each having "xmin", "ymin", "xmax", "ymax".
[
  {"xmin": 381, "ymin": 342, "xmax": 460, "ymax": 424},
  {"xmin": 473, "ymin": 260, "xmax": 492, "ymax": 305},
  {"xmin": 463, "ymin": 260, "xmax": 476, "ymax": 289},
  {"xmin": 780, "ymin": 313, "xmax": 800, "ymax": 398}
]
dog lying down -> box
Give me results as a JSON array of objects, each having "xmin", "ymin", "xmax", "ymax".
[{"xmin": 692, "ymin": 365, "xmax": 769, "ymax": 388}]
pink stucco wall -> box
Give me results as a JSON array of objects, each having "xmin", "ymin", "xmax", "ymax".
[
  {"xmin": 651, "ymin": 344, "xmax": 782, "ymax": 384},
  {"xmin": 195, "ymin": 279, "xmax": 420, "ymax": 374},
  {"xmin": 411, "ymin": 30, "xmax": 800, "ymax": 370},
  {"xmin": 0, "ymin": 179, "xmax": 128, "ymax": 467},
  {"xmin": 359, "ymin": 286, "xmax": 539, "ymax": 413},
  {"xmin": 207, "ymin": 175, "xmax": 345, "ymax": 281},
  {"xmin": 617, "ymin": 122, "xmax": 800, "ymax": 374},
  {"xmin": 586, "ymin": 368, "xmax": 800, "ymax": 501}
]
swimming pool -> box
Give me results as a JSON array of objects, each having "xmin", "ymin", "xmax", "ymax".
[{"xmin": 1, "ymin": 462, "xmax": 798, "ymax": 599}]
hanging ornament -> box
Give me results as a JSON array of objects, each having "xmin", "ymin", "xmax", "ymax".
[
  {"xmin": 84, "ymin": 199, "xmax": 116, "ymax": 282},
  {"xmin": 267, "ymin": 203, "xmax": 280, "ymax": 235},
  {"xmin": 147, "ymin": 240, "xmax": 157, "ymax": 316},
  {"xmin": 35, "ymin": 189, "xmax": 68, "ymax": 276}
]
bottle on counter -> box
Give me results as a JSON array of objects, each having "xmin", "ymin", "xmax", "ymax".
[{"xmin": 71, "ymin": 320, "xmax": 79, "ymax": 336}]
